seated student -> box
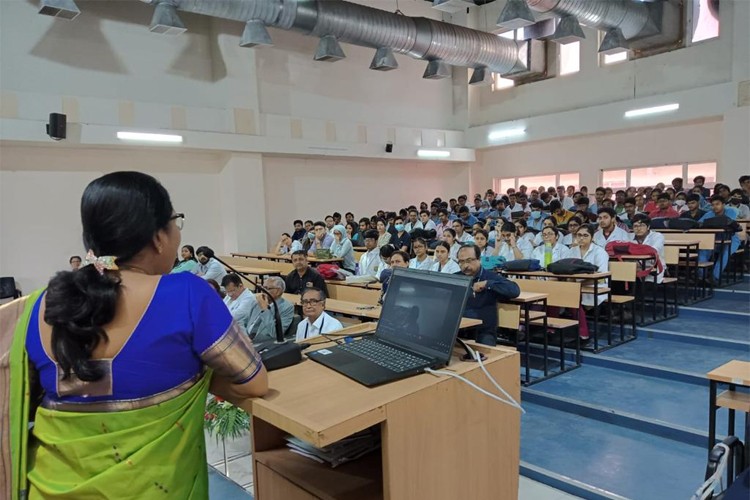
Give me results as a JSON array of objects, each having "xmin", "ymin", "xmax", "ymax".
[
  {"xmin": 291, "ymin": 219, "xmax": 307, "ymax": 242},
  {"xmin": 455, "ymin": 245, "xmax": 521, "ymax": 346},
  {"xmin": 593, "ymin": 208, "xmax": 630, "ymax": 248},
  {"xmin": 549, "ymin": 199, "xmax": 574, "ymax": 226},
  {"xmin": 456, "ymin": 205, "xmax": 479, "ymax": 226},
  {"xmin": 329, "ymin": 224, "xmax": 357, "ymax": 272},
  {"xmin": 249, "ymin": 276, "xmax": 295, "ymax": 341},
  {"xmin": 206, "ymin": 278, "xmax": 225, "ymax": 299},
  {"xmin": 358, "ymin": 217, "xmax": 371, "ymax": 237},
  {"xmin": 171, "ymin": 245, "xmax": 199, "ymax": 274},
  {"xmin": 308, "ymin": 221, "xmax": 334, "ymax": 255},
  {"xmin": 588, "ymin": 187, "xmax": 607, "ymax": 213},
  {"xmin": 681, "ymin": 193, "xmax": 707, "ymax": 221},
  {"xmin": 442, "ymin": 228, "xmax": 462, "ymax": 261},
  {"xmin": 390, "ymin": 216, "xmax": 412, "ymax": 252},
  {"xmin": 452, "ymin": 219, "xmax": 474, "ymax": 244},
  {"xmin": 567, "ymin": 224, "xmax": 610, "ymax": 304},
  {"xmin": 221, "ymin": 273, "xmax": 261, "ymax": 335},
  {"xmin": 729, "ymin": 189, "xmax": 750, "ymax": 219},
  {"xmin": 378, "ymin": 250, "xmax": 410, "ymax": 303},
  {"xmin": 357, "ymin": 229, "xmax": 382, "ymax": 278},
  {"xmin": 472, "ymin": 229, "xmax": 494, "ymax": 257},
  {"xmin": 527, "ymin": 201, "xmax": 548, "ymax": 232},
  {"xmin": 574, "ymin": 197, "xmax": 597, "ymax": 222},
  {"xmin": 412, "ymin": 209, "xmax": 437, "ymax": 232},
  {"xmin": 514, "ymin": 219, "xmax": 536, "ymax": 246},
  {"xmin": 346, "ymin": 221, "xmax": 362, "ymax": 246},
  {"xmin": 673, "ymin": 192, "xmax": 689, "ymax": 214},
  {"xmin": 560, "ymin": 217, "xmax": 583, "ymax": 247},
  {"xmin": 649, "ymin": 193, "xmax": 680, "ymax": 219},
  {"xmin": 69, "ymin": 255, "xmax": 82, "ymax": 271},
  {"xmin": 409, "ymin": 237, "xmax": 434, "ymax": 270},
  {"xmin": 376, "ymin": 245, "xmax": 395, "ymax": 281},
  {"xmin": 196, "ymin": 246, "xmax": 227, "ymax": 282},
  {"xmin": 698, "ymin": 195, "xmax": 742, "ymax": 281},
  {"xmin": 629, "ymin": 214, "xmax": 666, "ymax": 283},
  {"xmin": 324, "ymin": 215, "xmax": 335, "ymax": 230},
  {"xmin": 285, "ymin": 250, "xmax": 329, "ymax": 296},
  {"xmin": 618, "ymin": 197, "xmax": 641, "ymax": 229},
  {"xmin": 643, "ymin": 188, "xmax": 661, "ymax": 213},
  {"xmin": 375, "ymin": 218, "xmax": 392, "ymax": 248},
  {"xmin": 434, "ymin": 209, "xmax": 451, "ymax": 239},
  {"xmin": 431, "ymin": 241, "xmax": 461, "ymax": 274},
  {"xmin": 274, "ymin": 233, "xmax": 303, "ymax": 255},
  {"xmin": 403, "ymin": 209, "xmax": 420, "ymax": 233},
  {"xmin": 533, "ymin": 217, "xmax": 565, "ymax": 247},
  {"xmin": 494, "ymin": 222, "xmax": 533, "ymax": 261},
  {"xmin": 295, "ymin": 287, "xmax": 344, "ymax": 341},
  {"xmin": 532, "ymin": 226, "xmax": 570, "ymax": 269}
]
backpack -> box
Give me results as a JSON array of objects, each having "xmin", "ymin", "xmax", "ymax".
[
  {"xmin": 316, "ymin": 263, "xmax": 341, "ymax": 279},
  {"xmin": 547, "ymin": 258, "xmax": 599, "ymax": 275},
  {"xmin": 605, "ymin": 241, "xmax": 663, "ymax": 279},
  {"xmin": 667, "ymin": 218, "xmax": 700, "ymax": 230},
  {"xmin": 700, "ymin": 215, "xmax": 741, "ymax": 232},
  {"xmin": 649, "ymin": 218, "xmax": 669, "ymax": 229},
  {"xmin": 501, "ymin": 259, "xmax": 542, "ymax": 272}
]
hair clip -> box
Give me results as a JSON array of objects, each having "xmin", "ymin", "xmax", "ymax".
[{"xmin": 83, "ymin": 250, "xmax": 119, "ymax": 275}]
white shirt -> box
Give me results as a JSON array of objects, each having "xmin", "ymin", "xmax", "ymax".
[
  {"xmin": 357, "ymin": 248, "xmax": 380, "ymax": 277},
  {"xmin": 495, "ymin": 239, "xmax": 533, "ymax": 261},
  {"xmin": 533, "ymin": 230, "xmax": 565, "ymax": 247},
  {"xmin": 409, "ymin": 256, "xmax": 434, "ymax": 270},
  {"xmin": 295, "ymin": 311, "xmax": 343, "ymax": 341},
  {"xmin": 431, "ymin": 259, "xmax": 461, "ymax": 274},
  {"xmin": 561, "ymin": 196, "xmax": 575, "ymax": 210},
  {"xmin": 630, "ymin": 231, "xmax": 665, "ymax": 283},
  {"xmin": 280, "ymin": 240, "xmax": 303, "ymax": 254},
  {"xmin": 456, "ymin": 232, "xmax": 474, "ymax": 244},
  {"xmin": 449, "ymin": 242, "xmax": 462, "ymax": 261},
  {"xmin": 198, "ymin": 258, "xmax": 227, "ymax": 282},
  {"xmin": 593, "ymin": 226, "xmax": 630, "ymax": 249},
  {"xmin": 567, "ymin": 244, "xmax": 610, "ymax": 306},
  {"xmin": 508, "ymin": 203, "xmax": 531, "ymax": 214},
  {"xmin": 223, "ymin": 288, "xmax": 260, "ymax": 335},
  {"xmin": 411, "ymin": 219, "xmax": 437, "ymax": 232}
]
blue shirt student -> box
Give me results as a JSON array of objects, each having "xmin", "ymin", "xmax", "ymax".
[{"xmin": 454, "ymin": 251, "xmax": 520, "ymax": 346}]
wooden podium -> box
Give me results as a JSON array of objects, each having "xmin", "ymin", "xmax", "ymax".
[{"xmin": 242, "ymin": 326, "xmax": 521, "ymax": 500}]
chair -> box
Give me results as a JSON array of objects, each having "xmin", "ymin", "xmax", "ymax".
[
  {"xmin": 0, "ymin": 278, "xmax": 21, "ymax": 300},
  {"xmin": 285, "ymin": 314, "xmax": 302, "ymax": 339},
  {"xmin": 605, "ymin": 262, "xmax": 637, "ymax": 342}
]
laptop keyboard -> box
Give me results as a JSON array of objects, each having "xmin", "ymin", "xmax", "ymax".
[{"xmin": 338, "ymin": 339, "xmax": 430, "ymax": 373}]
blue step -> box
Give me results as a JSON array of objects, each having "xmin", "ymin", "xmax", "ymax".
[
  {"xmin": 647, "ymin": 308, "xmax": 750, "ymax": 341},
  {"xmin": 521, "ymin": 401, "xmax": 707, "ymax": 500}
]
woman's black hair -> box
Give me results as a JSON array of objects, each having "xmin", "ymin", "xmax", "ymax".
[
  {"xmin": 45, "ymin": 171, "xmax": 174, "ymax": 382},
  {"xmin": 182, "ymin": 245, "xmax": 197, "ymax": 262}
]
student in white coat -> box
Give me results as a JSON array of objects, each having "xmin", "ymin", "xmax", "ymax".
[
  {"xmin": 593, "ymin": 207, "xmax": 630, "ymax": 249},
  {"xmin": 431, "ymin": 241, "xmax": 461, "ymax": 274},
  {"xmin": 408, "ymin": 237, "xmax": 434, "ymax": 270},
  {"xmin": 295, "ymin": 287, "xmax": 343, "ymax": 341},
  {"xmin": 494, "ymin": 222, "xmax": 533, "ymax": 262},
  {"xmin": 630, "ymin": 214, "xmax": 666, "ymax": 283},
  {"xmin": 531, "ymin": 227, "xmax": 570, "ymax": 269},
  {"xmin": 566, "ymin": 225, "xmax": 610, "ymax": 306},
  {"xmin": 221, "ymin": 273, "xmax": 260, "ymax": 335}
]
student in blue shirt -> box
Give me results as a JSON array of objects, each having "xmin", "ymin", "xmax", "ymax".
[
  {"xmin": 454, "ymin": 244, "xmax": 520, "ymax": 346},
  {"xmin": 698, "ymin": 195, "xmax": 741, "ymax": 281}
]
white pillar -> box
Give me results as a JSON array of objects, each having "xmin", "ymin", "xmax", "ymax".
[
  {"xmin": 720, "ymin": 107, "xmax": 750, "ymax": 185},
  {"xmin": 219, "ymin": 153, "xmax": 268, "ymax": 253}
]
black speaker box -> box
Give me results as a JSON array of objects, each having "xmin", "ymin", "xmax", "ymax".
[{"xmin": 47, "ymin": 113, "xmax": 67, "ymax": 140}]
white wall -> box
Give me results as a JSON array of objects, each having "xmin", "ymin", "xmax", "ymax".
[{"xmin": 262, "ymin": 156, "xmax": 472, "ymax": 244}]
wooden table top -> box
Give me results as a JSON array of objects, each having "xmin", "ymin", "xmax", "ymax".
[
  {"xmin": 509, "ymin": 291, "xmax": 548, "ymax": 303},
  {"xmin": 501, "ymin": 270, "xmax": 611, "ymax": 280},
  {"xmin": 229, "ymin": 266, "xmax": 282, "ymax": 276},
  {"xmin": 232, "ymin": 252, "xmax": 343, "ymax": 263},
  {"xmin": 663, "ymin": 240, "xmax": 701, "ymax": 246},
  {"xmin": 707, "ymin": 360, "xmax": 750, "ymax": 385}
]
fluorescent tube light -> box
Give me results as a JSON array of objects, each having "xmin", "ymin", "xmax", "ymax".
[
  {"xmin": 624, "ymin": 103, "xmax": 679, "ymax": 118},
  {"xmin": 417, "ymin": 149, "xmax": 451, "ymax": 159},
  {"xmin": 488, "ymin": 128, "xmax": 526, "ymax": 141},
  {"xmin": 117, "ymin": 131, "xmax": 183, "ymax": 143}
]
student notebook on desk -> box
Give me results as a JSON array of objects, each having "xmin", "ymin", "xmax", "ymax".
[{"xmin": 306, "ymin": 268, "xmax": 472, "ymax": 387}]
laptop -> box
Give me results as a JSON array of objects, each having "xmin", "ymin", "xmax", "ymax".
[{"xmin": 306, "ymin": 268, "xmax": 472, "ymax": 387}]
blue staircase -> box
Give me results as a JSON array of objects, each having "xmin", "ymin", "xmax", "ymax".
[{"xmin": 520, "ymin": 278, "xmax": 750, "ymax": 499}]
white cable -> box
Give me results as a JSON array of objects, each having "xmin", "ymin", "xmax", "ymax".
[
  {"xmin": 690, "ymin": 442, "xmax": 729, "ymax": 500},
  {"xmin": 472, "ymin": 348, "xmax": 525, "ymax": 414}
]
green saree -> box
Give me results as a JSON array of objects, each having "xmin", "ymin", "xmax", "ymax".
[{"xmin": 4, "ymin": 292, "xmax": 213, "ymax": 500}]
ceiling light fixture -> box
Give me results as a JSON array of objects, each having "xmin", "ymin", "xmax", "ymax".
[
  {"xmin": 624, "ymin": 103, "xmax": 679, "ymax": 118},
  {"xmin": 417, "ymin": 149, "xmax": 451, "ymax": 159},
  {"xmin": 117, "ymin": 131, "xmax": 184, "ymax": 143}
]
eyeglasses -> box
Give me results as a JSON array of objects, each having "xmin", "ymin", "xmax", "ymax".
[
  {"xmin": 457, "ymin": 258, "xmax": 477, "ymax": 266},
  {"xmin": 575, "ymin": 233, "xmax": 591, "ymax": 239},
  {"xmin": 301, "ymin": 299, "xmax": 324, "ymax": 306},
  {"xmin": 632, "ymin": 222, "xmax": 647, "ymax": 228},
  {"xmin": 170, "ymin": 213, "xmax": 185, "ymax": 230}
]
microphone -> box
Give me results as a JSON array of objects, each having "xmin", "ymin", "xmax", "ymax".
[{"xmin": 212, "ymin": 255, "xmax": 303, "ymax": 371}]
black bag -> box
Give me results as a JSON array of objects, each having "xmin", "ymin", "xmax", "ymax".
[
  {"xmin": 666, "ymin": 218, "xmax": 700, "ymax": 230},
  {"xmin": 547, "ymin": 258, "xmax": 599, "ymax": 275},
  {"xmin": 701, "ymin": 215, "xmax": 741, "ymax": 232},
  {"xmin": 501, "ymin": 259, "xmax": 542, "ymax": 272},
  {"xmin": 411, "ymin": 228, "xmax": 437, "ymax": 240},
  {"xmin": 649, "ymin": 218, "xmax": 669, "ymax": 229}
]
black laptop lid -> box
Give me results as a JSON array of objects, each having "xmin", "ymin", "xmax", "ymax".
[{"xmin": 376, "ymin": 268, "xmax": 472, "ymax": 365}]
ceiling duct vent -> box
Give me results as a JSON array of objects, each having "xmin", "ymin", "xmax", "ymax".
[{"xmin": 38, "ymin": 0, "xmax": 80, "ymax": 20}]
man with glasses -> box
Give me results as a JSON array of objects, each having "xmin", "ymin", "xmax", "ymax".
[
  {"xmin": 285, "ymin": 250, "xmax": 329, "ymax": 296},
  {"xmin": 455, "ymin": 245, "xmax": 520, "ymax": 346},
  {"xmin": 295, "ymin": 287, "xmax": 343, "ymax": 341},
  {"xmin": 630, "ymin": 215, "xmax": 665, "ymax": 283},
  {"xmin": 249, "ymin": 276, "xmax": 295, "ymax": 341}
]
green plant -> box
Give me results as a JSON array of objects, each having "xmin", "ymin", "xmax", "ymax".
[{"xmin": 204, "ymin": 395, "xmax": 250, "ymax": 441}]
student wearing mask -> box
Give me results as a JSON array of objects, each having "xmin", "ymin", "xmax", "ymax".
[
  {"xmin": 451, "ymin": 219, "xmax": 474, "ymax": 244},
  {"xmin": 527, "ymin": 201, "xmax": 547, "ymax": 231},
  {"xmin": 249, "ymin": 276, "xmax": 294, "ymax": 342},
  {"xmin": 375, "ymin": 218, "xmax": 392, "ymax": 248},
  {"xmin": 532, "ymin": 226, "xmax": 570, "ymax": 269},
  {"xmin": 560, "ymin": 217, "xmax": 583, "ymax": 247},
  {"xmin": 409, "ymin": 237, "xmax": 434, "ymax": 270},
  {"xmin": 494, "ymin": 222, "xmax": 533, "ymax": 261},
  {"xmin": 648, "ymin": 193, "xmax": 680, "ymax": 219},
  {"xmin": 274, "ymin": 233, "xmax": 303, "ymax": 255},
  {"xmin": 308, "ymin": 221, "xmax": 334, "ymax": 255},
  {"xmin": 681, "ymin": 194, "xmax": 707, "ymax": 221},
  {"xmin": 391, "ymin": 216, "xmax": 412, "ymax": 252},
  {"xmin": 357, "ymin": 230, "xmax": 382, "ymax": 278},
  {"xmin": 593, "ymin": 208, "xmax": 630, "ymax": 248},
  {"xmin": 171, "ymin": 245, "xmax": 198, "ymax": 274},
  {"xmin": 442, "ymin": 228, "xmax": 462, "ymax": 261},
  {"xmin": 673, "ymin": 192, "xmax": 689, "ymax": 213},
  {"xmin": 196, "ymin": 246, "xmax": 227, "ymax": 282},
  {"xmin": 221, "ymin": 273, "xmax": 261, "ymax": 335},
  {"xmin": 728, "ymin": 189, "xmax": 750, "ymax": 219},
  {"xmin": 431, "ymin": 241, "xmax": 461, "ymax": 274},
  {"xmin": 330, "ymin": 224, "xmax": 357, "ymax": 272},
  {"xmin": 295, "ymin": 287, "xmax": 343, "ymax": 341},
  {"xmin": 630, "ymin": 215, "xmax": 666, "ymax": 283},
  {"xmin": 285, "ymin": 251, "xmax": 329, "ymax": 296},
  {"xmin": 455, "ymin": 245, "xmax": 521, "ymax": 346}
]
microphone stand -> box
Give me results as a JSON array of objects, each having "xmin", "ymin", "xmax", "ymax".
[{"xmin": 213, "ymin": 255, "xmax": 303, "ymax": 370}]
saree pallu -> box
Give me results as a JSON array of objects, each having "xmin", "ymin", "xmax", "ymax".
[{"xmin": 3, "ymin": 291, "xmax": 213, "ymax": 500}]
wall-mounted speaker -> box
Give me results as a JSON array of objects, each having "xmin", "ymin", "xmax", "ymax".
[
  {"xmin": 46, "ymin": 113, "xmax": 67, "ymax": 141},
  {"xmin": 385, "ymin": 142, "xmax": 393, "ymax": 153}
]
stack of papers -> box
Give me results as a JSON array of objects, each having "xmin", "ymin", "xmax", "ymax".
[{"xmin": 285, "ymin": 428, "xmax": 381, "ymax": 468}]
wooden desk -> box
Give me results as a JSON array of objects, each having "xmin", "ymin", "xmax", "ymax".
[
  {"xmin": 232, "ymin": 252, "xmax": 344, "ymax": 265},
  {"xmin": 663, "ymin": 240, "xmax": 702, "ymax": 304},
  {"xmin": 228, "ymin": 266, "xmax": 282, "ymax": 283},
  {"xmin": 707, "ymin": 360, "xmax": 750, "ymax": 466},
  {"xmin": 244, "ymin": 341, "xmax": 521, "ymax": 500},
  {"xmin": 613, "ymin": 255, "xmax": 679, "ymax": 325}
]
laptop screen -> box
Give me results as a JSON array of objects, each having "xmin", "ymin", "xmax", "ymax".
[{"xmin": 376, "ymin": 268, "xmax": 472, "ymax": 364}]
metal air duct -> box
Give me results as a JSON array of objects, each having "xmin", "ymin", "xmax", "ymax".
[{"xmin": 139, "ymin": 0, "xmax": 528, "ymax": 77}]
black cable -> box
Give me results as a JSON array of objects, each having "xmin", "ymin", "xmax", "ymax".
[{"xmin": 455, "ymin": 337, "xmax": 486, "ymax": 362}]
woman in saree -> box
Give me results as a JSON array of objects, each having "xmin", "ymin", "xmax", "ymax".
[{"xmin": 3, "ymin": 171, "xmax": 268, "ymax": 500}]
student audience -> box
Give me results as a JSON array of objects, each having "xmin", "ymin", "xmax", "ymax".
[
  {"xmin": 376, "ymin": 218, "xmax": 392, "ymax": 248},
  {"xmin": 409, "ymin": 237, "xmax": 434, "ymax": 270},
  {"xmin": 221, "ymin": 273, "xmax": 260, "ymax": 335},
  {"xmin": 171, "ymin": 245, "xmax": 198, "ymax": 274},
  {"xmin": 495, "ymin": 222, "xmax": 533, "ymax": 261},
  {"xmin": 593, "ymin": 208, "xmax": 630, "ymax": 247},
  {"xmin": 330, "ymin": 224, "xmax": 356, "ymax": 272},
  {"xmin": 432, "ymin": 241, "xmax": 461, "ymax": 274},
  {"xmin": 357, "ymin": 230, "xmax": 382, "ymax": 278},
  {"xmin": 308, "ymin": 221, "xmax": 334, "ymax": 255},
  {"xmin": 532, "ymin": 226, "xmax": 569, "ymax": 268},
  {"xmin": 630, "ymin": 215, "xmax": 666, "ymax": 283},
  {"xmin": 250, "ymin": 276, "xmax": 294, "ymax": 341},
  {"xmin": 274, "ymin": 233, "xmax": 303, "ymax": 255}
]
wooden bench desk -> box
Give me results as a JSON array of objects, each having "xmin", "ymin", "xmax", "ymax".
[
  {"xmin": 663, "ymin": 240, "xmax": 704, "ymax": 303},
  {"xmin": 614, "ymin": 254, "xmax": 679, "ymax": 325},
  {"xmin": 227, "ymin": 266, "xmax": 281, "ymax": 284},
  {"xmin": 707, "ymin": 360, "xmax": 750, "ymax": 468}
]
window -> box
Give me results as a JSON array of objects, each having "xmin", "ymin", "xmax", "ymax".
[
  {"xmin": 518, "ymin": 175, "xmax": 557, "ymax": 191},
  {"xmin": 494, "ymin": 173, "xmax": 579, "ymax": 194},
  {"xmin": 601, "ymin": 169, "xmax": 627, "ymax": 189},
  {"xmin": 687, "ymin": 162, "xmax": 717, "ymax": 187},
  {"xmin": 558, "ymin": 41, "xmax": 580, "ymax": 76},
  {"xmin": 602, "ymin": 51, "xmax": 628, "ymax": 65},
  {"xmin": 629, "ymin": 164, "xmax": 683, "ymax": 188},
  {"xmin": 558, "ymin": 172, "xmax": 580, "ymax": 190},
  {"xmin": 692, "ymin": 0, "xmax": 720, "ymax": 43},
  {"xmin": 495, "ymin": 178, "xmax": 516, "ymax": 195}
]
